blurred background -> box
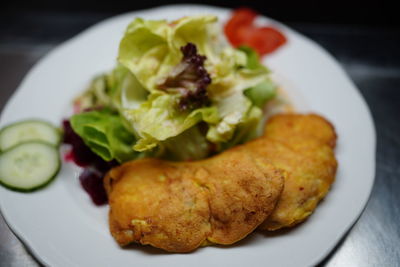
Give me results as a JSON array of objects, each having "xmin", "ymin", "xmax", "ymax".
[
  {"xmin": 1, "ymin": 1, "xmax": 400, "ymax": 267},
  {"xmin": 1, "ymin": 0, "xmax": 399, "ymax": 45},
  {"xmin": 2, "ymin": 0, "xmax": 399, "ymax": 26}
]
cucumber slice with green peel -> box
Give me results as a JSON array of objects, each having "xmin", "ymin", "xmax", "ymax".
[
  {"xmin": 0, "ymin": 120, "xmax": 61, "ymax": 151},
  {"xmin": 0, "ymin": 141, "xmax": 60, "ymax": 192}
]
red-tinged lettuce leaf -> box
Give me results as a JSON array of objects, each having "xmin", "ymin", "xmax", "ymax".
[{"xmin": 159, "ymin": 43, "xmax": 211, "ymax": 111}]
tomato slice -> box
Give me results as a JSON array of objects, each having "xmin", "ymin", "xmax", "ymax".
[
  {"xmin": 235, "ymin": 26, "xmax": 257, "ymax": 45},
  {"xmin": 224, "ymin": 8, "xmax": 287, "ymax": 56},
  {"xmin": 247, "ymin": 27, "xmax": 287, "ymax": 55},
  {"xmin": 224, "ymin": 8, "xmax": 257, "ymax": 46}
]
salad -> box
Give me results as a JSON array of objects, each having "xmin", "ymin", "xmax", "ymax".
[
  {"xmin": 0, "ymin": 9, "xmax": 286, "ymax": 201},
  {"xmin": 70, "ymin": 15, "xmax": 277, "ymax": 164}
]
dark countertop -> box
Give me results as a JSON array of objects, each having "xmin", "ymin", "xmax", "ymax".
[{"xmin": 1, "ymin": 12, "xmax": 400, "ymax": 267}]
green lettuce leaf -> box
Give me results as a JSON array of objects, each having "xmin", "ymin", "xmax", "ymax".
[
  {"xmin": 73, "ymin": 64, "xmax": 149, "ymax": 116},
  {"xmin": 118, "ymin": 16, "xmax": 219, "ymax": 93},
  {"xmin": 122, "ymin": 93, "xmax": 219, "ymax": 151},
  {"xmin": 206, "ymin": 92, "xmax": 252, "ymax": 143},
  {"xmin": 161, "ymin": 126, "xmax": 211, "ymax": 161},
  {"xmin": 237, "ymin": 46, "xmax": 267, "ymax": 71},
  {"xmin": 244, "ymin": 79, "xmax": 277, "ymax": 108},
  {"xmin": 70, "ymin": 109, "xmax": 140, "ymax": 163},
  {"xmin": 104, "ymin": 64, "xmax": 149, "ymax": 111},
  {"xmin": 116, "ymin": 16, "xmax": 273, "ymax": 152},
  {"xmin": 222, "ymin": 106, "xmax": 263, "ymax": 149},
  {"xmin": 73, "ymin": 75, "xmax": 113, "ymax": 113}
]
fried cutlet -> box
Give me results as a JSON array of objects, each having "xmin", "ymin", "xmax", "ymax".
[
  {"xmin": 104, "ymin": 149, "xmax": 284, "ymax": 252},
  {"xmin": 104, "ymin": 113, "xmax": 337, "ymax": 250},
  {"xmin": 245, "ymin": 114, "xmax": 338, "ymax": 230}
]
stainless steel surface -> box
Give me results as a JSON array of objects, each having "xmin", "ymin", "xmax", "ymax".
[
  {"xmin": 0, "ymin": 45, "xmax": 49, "ymax": 267},
  {"xmin": 0, "ymin": 24, "xmax": 399, "ymax": 266},
  {"xmin": 0, "ymin": 213, "xmax": 40, "ymax": 267}
]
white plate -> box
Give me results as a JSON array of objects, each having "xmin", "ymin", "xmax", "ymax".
[{"xmin": 0, "ymin": 4, "xmax": 376, "ymax": 267}]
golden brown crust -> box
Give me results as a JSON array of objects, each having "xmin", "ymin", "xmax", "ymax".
[
  {"xmin": 105, "ymin": 112, "xmax": 338, "ymax": 250},
  {"xmin": 264, "ymin": 113, "xmax": 337, "ymax": 148},
  {"xmin": 253, "ymin": 113, "xmax": 338, "ymax": 230},
  {"xmin": 106, "ymin": 159, "xmax": 210, "ymax": 252},
  {"xmin": 196, "ymin": 150, "xmax": 284, "ymax": 245},
  {"xmin": 105, "ymin": 150, "xmax": 284, "ymax": 252}
]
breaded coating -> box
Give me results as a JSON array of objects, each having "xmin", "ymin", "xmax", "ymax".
[
  {"xmin": 104, "ymin": 113, "xmax": 337, "ymax": 250},
  {"xmin": 264, "ymin": 114, "xmax": 337, "ymax": 148},
  {"xmin": 104, "ymin": 149, "xmax": 284, "ymax": 252},
  {"xmin": 247, "ymin": 114, "xmax": 338, "ymax": 230}
]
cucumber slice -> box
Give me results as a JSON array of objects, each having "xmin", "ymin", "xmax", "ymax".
[
  {"xmin": 0, "ymin": 120, "xmax": 61, "ymax": 151},
  {"xmin": 0, "ymin": 141, "xmax": 60, "ymax": 192}
]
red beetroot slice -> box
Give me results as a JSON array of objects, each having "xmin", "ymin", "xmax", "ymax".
[
  {"xmin": 62, "ymin": 119, "xmax": 104, "ymax": 167},
  {"xmin": 79, "ymin": 168, "xmax": 108, "ymax": 206},
  {"xmin": 62, "ymin": 119, "xmax": 119, "ymax": 206}
]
